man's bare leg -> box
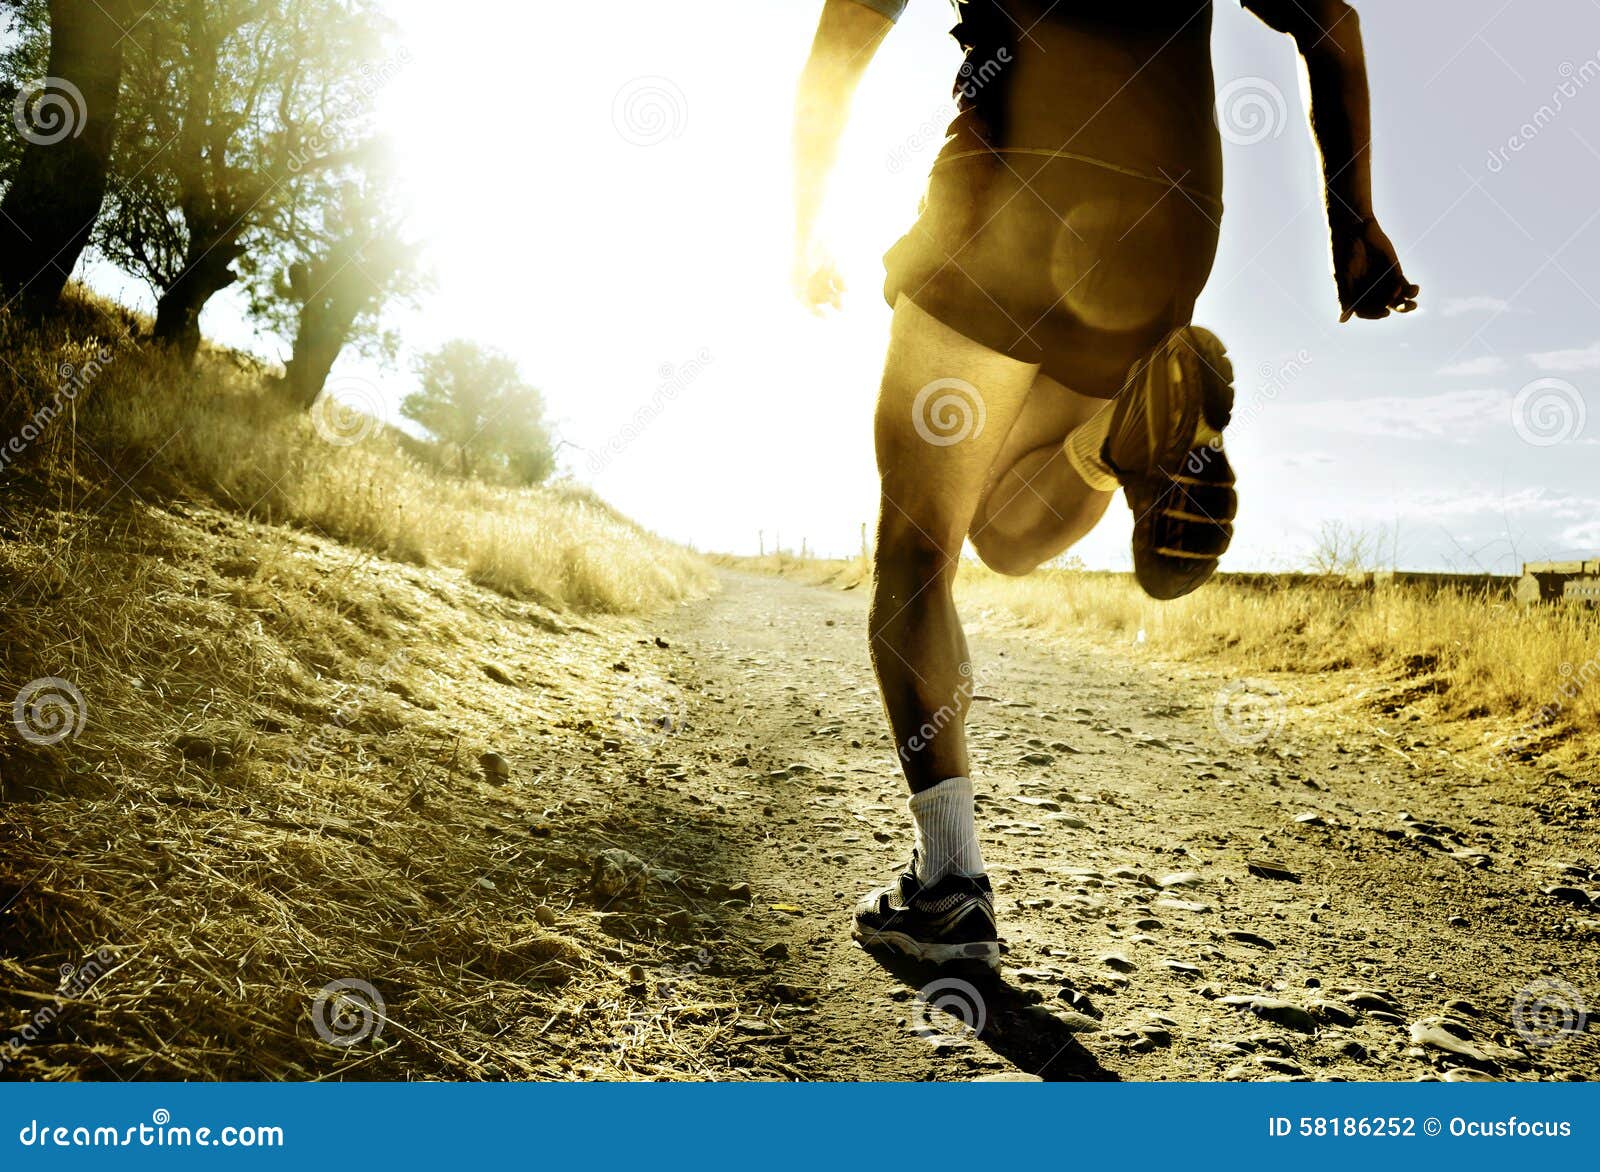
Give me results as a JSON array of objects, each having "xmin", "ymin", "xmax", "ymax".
[
  {"xmin": 868, "ymin": 297, "xmax": 1037, "ymax": 796},
  {"xmin": 968, "ymin": 375, "xmax": 1116, "ymax": 576}
]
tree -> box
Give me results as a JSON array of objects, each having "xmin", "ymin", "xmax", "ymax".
[
  {"xmin": 0, "ymin": 0, "xmax": 137, "ymax": 310},
  {"xmin": 402, "ymin": 340, "xmax": 556, "ymax": 484},
  {"xmin": 241, "ymin": 155, "xmax": 425, "ymax": 409},
  {"xmin": 94, "ymin": 0, "xmax": 393, "ymax": 360}
]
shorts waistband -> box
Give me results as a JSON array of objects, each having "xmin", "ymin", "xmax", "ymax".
[{"xmin": 935, "ymin": 147, "xmax": 1225, "ymax": 214}]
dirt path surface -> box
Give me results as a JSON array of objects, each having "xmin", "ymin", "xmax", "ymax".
[{"xmin": 611, "ymin": 569, "xmax": 1598, "ymax": 1081}]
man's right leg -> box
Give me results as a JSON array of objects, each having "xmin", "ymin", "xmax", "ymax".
[{"xmin": 854, "ymin": 296, "xmax": 1037, "ymax": 969}]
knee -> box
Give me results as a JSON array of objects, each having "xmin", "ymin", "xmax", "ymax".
[{"xmin": 874, "ymin": 512, "xmax": 959, "ymax": 586}]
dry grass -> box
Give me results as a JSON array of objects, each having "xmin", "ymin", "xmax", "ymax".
[
  {"xmin": 0, "ymin": 288, "xmax": 735, "ymax": 1080},
  {"xmin": 1, "ymin": 288, "xmax": 712, "ymax": 615},
  {"xmin": 728, "ymin": 553, "xmax": 1600, "ymax": 763}
]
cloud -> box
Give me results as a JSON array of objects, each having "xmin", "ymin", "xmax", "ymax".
[
  {"xmin": 1528, "ymin": 340, "xmax": 1600, "ymax": 372},
  {"xmin": 1562, "ymin": 519, "xmax": 1600, "ymax": 549},
  {"xmin": 1437, "ymin": 355, "xmax": 1508, "ymax": 376},
  {"xmin": 1275, "ymin": 388, "xmax": 1507, "ymax": 440},
  {"xmin": 1440, "ymin": 295, "xmax": 1513, "ymax": 317}
]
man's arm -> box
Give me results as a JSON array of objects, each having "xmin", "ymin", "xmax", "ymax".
[
  {"xmin": 792, "ymin": 0, "xmax": 899, "ymax": 311},
  {"xmin": 1242, "ymin": 0, "xmax": 1419, "ymax": 320}
]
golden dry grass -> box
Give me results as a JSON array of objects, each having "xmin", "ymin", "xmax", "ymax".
[
  {"xmin": 0, "ymin": 288, "xmax": 726, "ymax": 1080},
  {"xmin": 727, "ymin": 553, "xmax": 1600, "ymax": 762},
  {"xmin": 1, "ymin": 288, "xmax": 712, "ymax": 615}
]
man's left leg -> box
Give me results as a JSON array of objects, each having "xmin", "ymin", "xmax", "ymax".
[{"xmin": 968, "ymin": 373, "xmax": 1116, "ymax": 576}]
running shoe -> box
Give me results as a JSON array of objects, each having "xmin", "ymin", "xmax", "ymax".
[
  {"xmin": 1103, "ymin": 325, "xmax": 1238, "ymax": 600},
  {"xmin": 853, "ymin": 855, "xmax": 1001, "ymax": 969}
]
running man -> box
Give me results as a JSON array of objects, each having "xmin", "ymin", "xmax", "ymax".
[{"xmin": 792, "ymin": 0, "xmax": 1418, "ymax": 968}]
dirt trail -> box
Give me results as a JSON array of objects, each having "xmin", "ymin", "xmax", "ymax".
[{"xmin": 616, "ymin": 569, "xmax": 1598, "ymax": 1081}]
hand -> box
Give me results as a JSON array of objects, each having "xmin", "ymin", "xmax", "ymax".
[
  {"xmin": 1330, "ymin": 215, "xmax": 1419, "ymax": 322},
  {"xmin": 792, "ymin": 238, "xmax": 845, "ymax": 315}
]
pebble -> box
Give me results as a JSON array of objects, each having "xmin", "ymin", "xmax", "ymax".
[
  {"xmin": 1219, "ymin": 995, "xmax": 1319, "ymax": 1033},
  {"xmin": 1155, "ymin": 898, "xmax": 1212, "ymax": 914},
  {"xmin": 1100, "ymin": 952, "xmax": 1136, "ymax": 973},
  {"xmin": 1407, "ymin": 1017, "xmax": 1488, "ymax": 1064},
  {"xmin": 1225, "ymin": 930, "xmax": 1276, "ymax": 950},
  {"xmin": 1158, "ymin": 871, "xmax": 1203, "ymax": 888},
  {"xmin": 1246, "ymin": 859, "xmax": 1301, "ymax": 882},
  {"xmin": 1020, "ymin": 751, "xmax": 1055, "ymax": 766}
]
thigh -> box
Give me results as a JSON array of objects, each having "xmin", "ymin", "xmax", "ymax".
[{"xmin": 874, "ymin": 296, "xmax": 1039, "ymax": 551}]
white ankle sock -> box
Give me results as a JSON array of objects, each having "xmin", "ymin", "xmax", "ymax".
[
  {"xmin": 909, "ymin": 776, "xmax": 985, "ymax": 882},
  {"xmin": 1063, "ymin": 404, "xmax": 1119, "ymax": 492}
]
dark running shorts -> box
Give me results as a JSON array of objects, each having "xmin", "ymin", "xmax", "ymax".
[{"xmin": 884, "ymin": 151, "xmax": 1223, "ymax": 398}]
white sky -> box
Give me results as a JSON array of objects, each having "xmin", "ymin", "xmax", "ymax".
[{"xmin": 175, "ymin": 0, "xmax": 1600, "ymax": 572}]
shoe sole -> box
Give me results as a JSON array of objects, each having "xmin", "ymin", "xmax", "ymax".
[
  {"xmin": 853, "ymin": 928, "xmax": 1001, "ymax": 970},
  {"xmin": 1121, "ymin": 328, "xmax": 1238, "ymax": 601},
  {"xmin": 1115, "ymin": 326, "xmax": 1234, "ymax": 477}
]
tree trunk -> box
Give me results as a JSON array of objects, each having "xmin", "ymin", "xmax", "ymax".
[
  {"xmin": 151, "ymin": 228, "xmax": 241, "ymax": 361},
  {"xmin": 284, "ymin": 260, "xmax": 371, "ymax": 409},
  {"xmin": 0, "ymin": 0, "xmax": 132, "ymax": 310}
]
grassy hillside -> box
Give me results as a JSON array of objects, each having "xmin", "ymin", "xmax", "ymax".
[{"xmin": 0, "ymin": 290, "xmax": 716, "ymax": 1079}]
